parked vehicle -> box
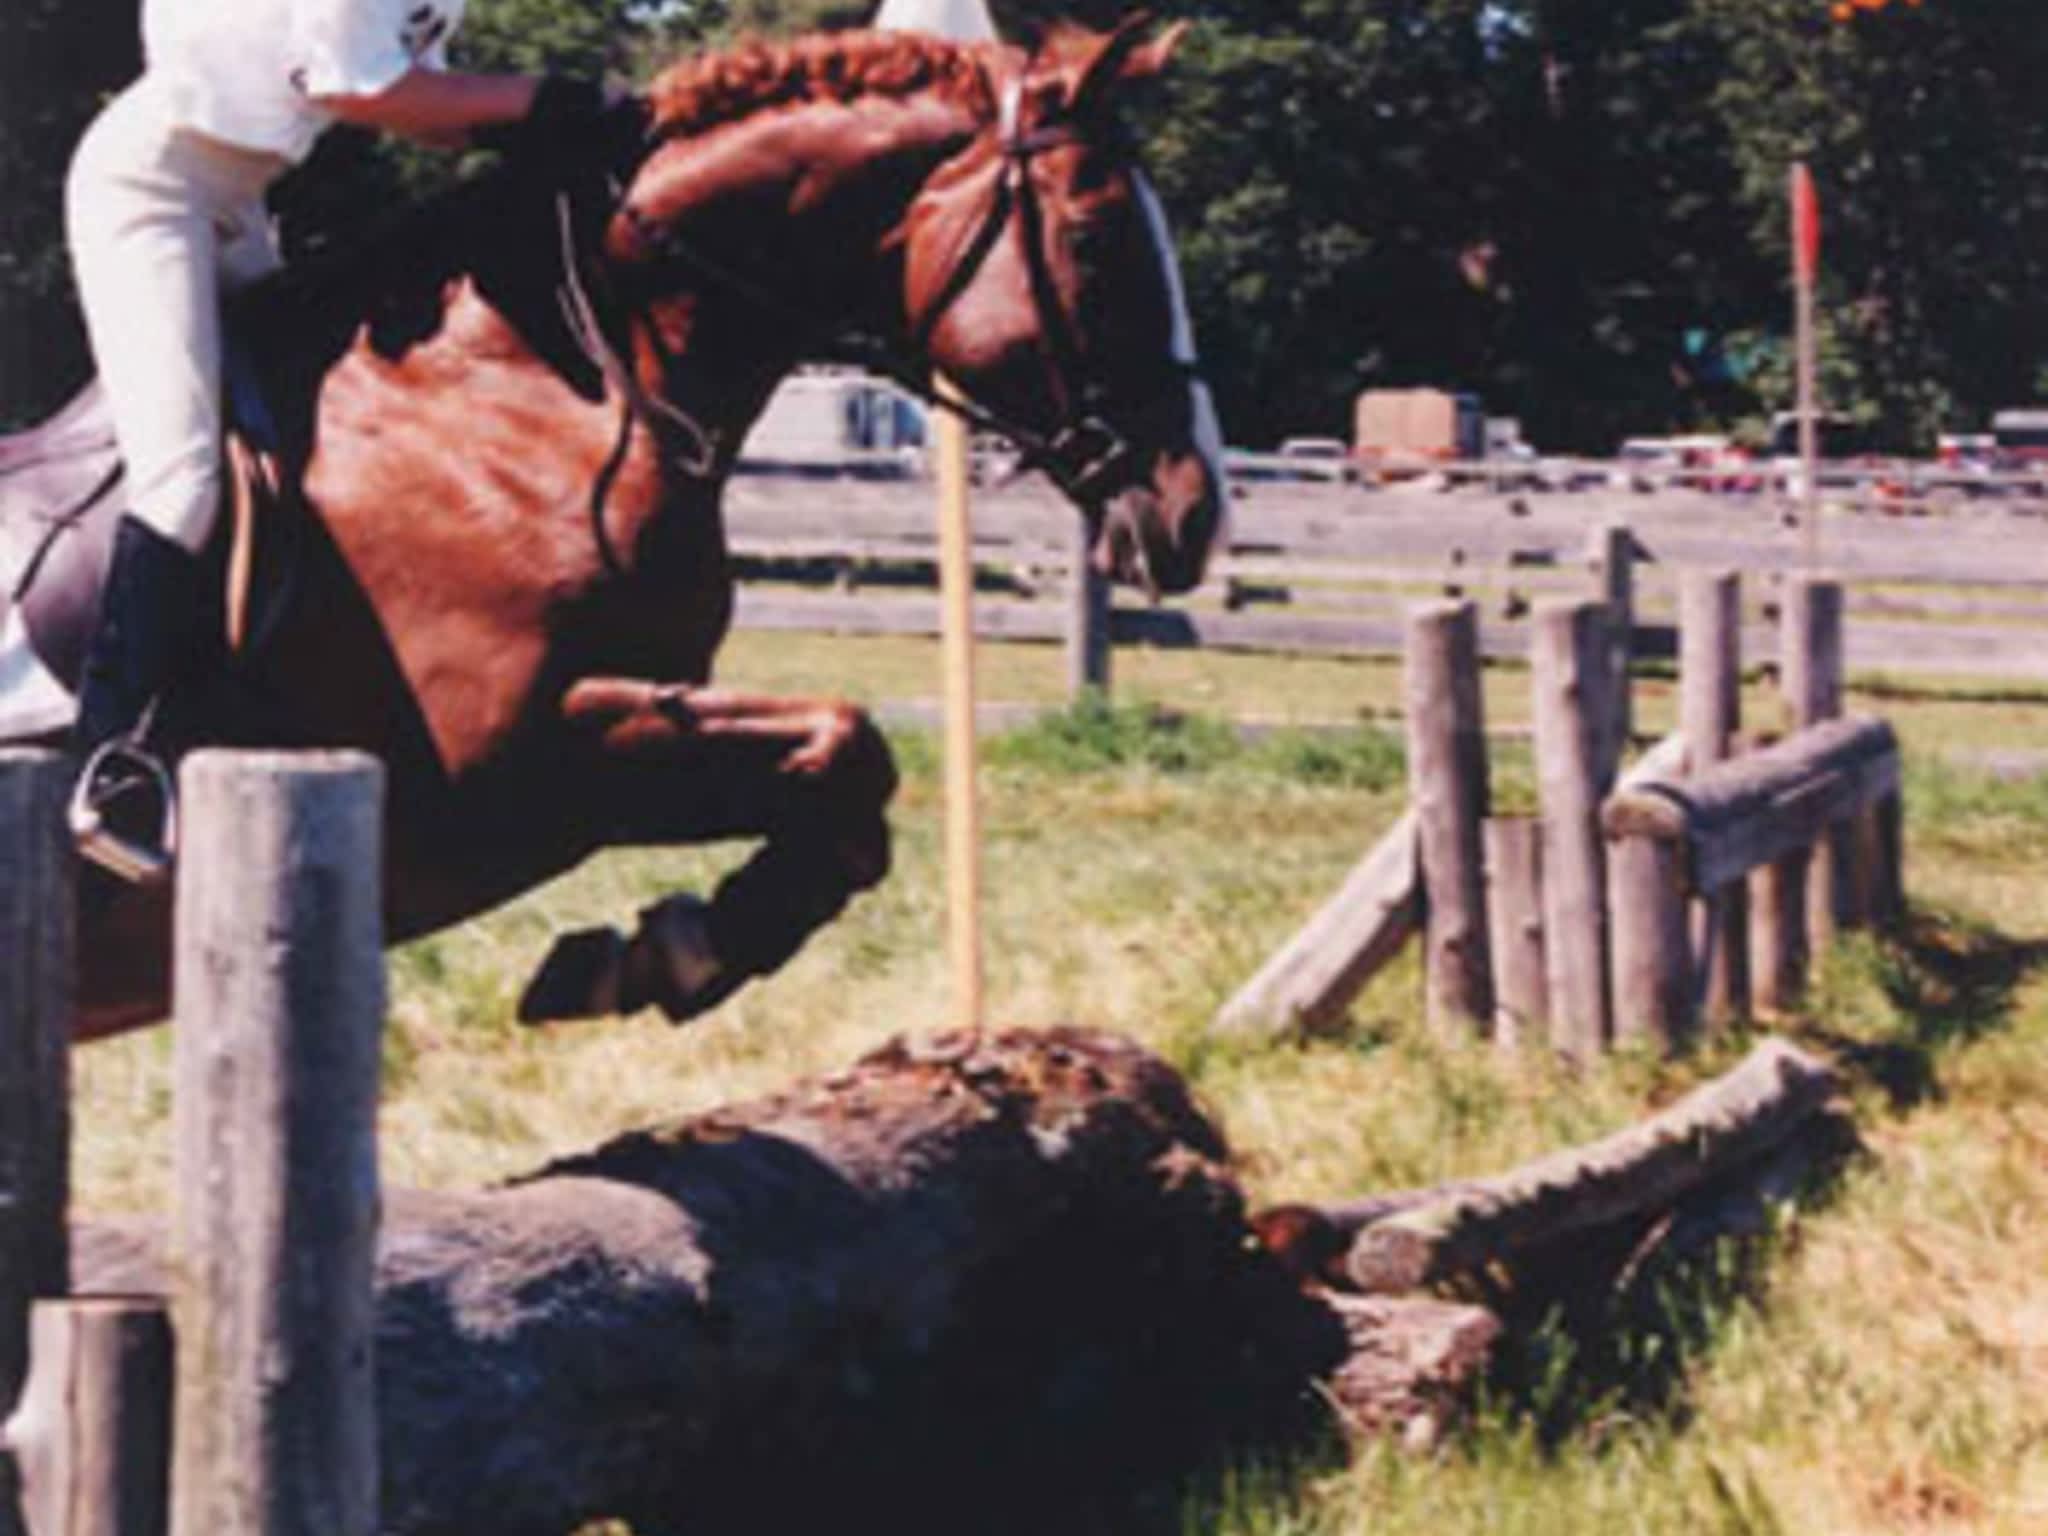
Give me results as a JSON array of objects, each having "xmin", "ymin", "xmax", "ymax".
[
  {"xmin": 1611, "ymin": 434, "xmax": 1756, "ymax": 493},
  {"xmin": 1353, "ymin": 388, "xmax": 1484, "ymax": 475},
  {"xmin": 1991, "ymin": 409, "xmax": 2048, "ymax": 471},
  {"xmin": 1276, "ymin": 436, "xmax": 1356, "ymax": 482},
  {"xmin": 736, "ymin": 367, "xmax": 929, "ymax": 478}
]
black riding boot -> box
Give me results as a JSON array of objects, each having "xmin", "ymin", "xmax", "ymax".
[{"xmin": 70, "ymin": 515, "xmax": 211, "ymax": 881}]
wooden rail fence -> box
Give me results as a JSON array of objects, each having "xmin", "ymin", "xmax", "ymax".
[{"xmin": 720, "ymin": 477, "xmax": 2048, "ymax": 689}]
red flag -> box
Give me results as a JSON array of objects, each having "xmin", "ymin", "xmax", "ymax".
[{"xmin": 1791, "ymin": 162, "xmax": 1821, "ymax": 285}]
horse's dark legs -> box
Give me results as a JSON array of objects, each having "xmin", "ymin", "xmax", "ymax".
[{"xmin": 520, "ymin": 678, "xmax": 897, "ymax": 1023}]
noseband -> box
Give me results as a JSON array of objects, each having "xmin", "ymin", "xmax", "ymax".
[{"xmin": 606, "ymin": 77, "xmax": 1201, "ymax": 509}]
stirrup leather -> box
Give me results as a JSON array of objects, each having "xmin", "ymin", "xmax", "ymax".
[{"xmin": 69, "ymin": 738, "xmax": 179, "ymax": 886}]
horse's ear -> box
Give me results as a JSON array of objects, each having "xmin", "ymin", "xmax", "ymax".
[{"xmin": 1069, "ymin": 13, "xmax": 1188, "ymax": 116}]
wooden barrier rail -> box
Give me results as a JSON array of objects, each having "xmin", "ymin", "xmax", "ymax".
[
  {"xmin": 1603, "ymin": 716, "xmax": 1902, "ymax": 1046},
  {"xmin": 1603, "ymin": 717, "xmax": 1901, "ymax": 895}
]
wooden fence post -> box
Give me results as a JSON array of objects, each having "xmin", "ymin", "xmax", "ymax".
[
  {"xmin": 5, "ymin": 1298, "xmax": 172, "ymax": 1536},
  {"xmin": 1608, "ymin": 835, "xmax": 1694, "ymax": 1052},
  {"xmin": 1405, "ymin": 602, "xmax": 1494, "ymax": 1036},
  {"xmin": 1066, "ymin": 515, "xmax": 1111, "ymax": 699},
  {"xmin": 1681, "ymin": 569, "xmax": 1749, "ymax": 1025},
  {"xmin": 170, "ymin": 751, "xmax": 385, "ymax": 1536},
  {"xmin": 1, "ymin": 751, "xmax": 72, "ymax": 1536},
  {"xmin": 1781, "ymin": 576, "xmax": 1866, "ymax": 948},
  {"xmin": 1532, "ymin": 600, "xmax": 1616, "ymax": 1057},
  {"xmin": 1587, "ymin": 523, "xmax": 1635, "ymax": 760},
  {"xmin": 1482, "ymin": 819, "xmax": 1545, "ymax": 1050},
  {"xmin": 1749, "ymin": 846, "xmax": 1811, "ymax": 1016}
]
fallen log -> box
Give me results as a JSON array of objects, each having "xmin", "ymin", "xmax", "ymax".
[
  {"xmin": 1345, "ymin": 1039, "xmax": 1841, "ymax": 1294},
  {"xmin": 51, "ymin": 1027, "xmax": 1481, "ymax": 1536}
]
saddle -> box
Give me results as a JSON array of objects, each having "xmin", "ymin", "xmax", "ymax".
[{"xmin": 0, "ymin": 358, "xmax": 301, "ymax": 746}]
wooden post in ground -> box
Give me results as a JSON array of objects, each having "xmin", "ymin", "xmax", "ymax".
[
  {"xmin": 1482, "ymin": 819, "xmax": 1545, "ymax": 1050},
  {"xmin": 4, "ymin": 1299, "xmax": 172, "ymax": 1536},
  {"xmin": 1750, "ymin": 845, "xmax": 1810, "ymax": 1016},
  {"xmin": 1404, "ymin": 602, "xmax": 1494, "ymax": 1036},
  {"xmin": 1681, "ymin": 570, "xmax": 1749, "ymax": 1025},
  {"xmin": 1531, "ymin": 600, "xmax": 1616, "ymax": 1057},
  {"xmin": 1781, "ymin": 576, "xmax": 1861, "ymax": 946},
  {"xmin": 170, "ymin": 751, "xmax": 385, "ymax": 1536},
  {"xmin": 1587, "ymin": 523, "xmax": 1634, "ymax": 760},
  {"xmin": 0, "ymin": 751, "xmax": 71, "ymax": 1536},
  {"xmin": 1607, "ymin": 833, "xmax": 1693, "ymax": 1052},
  {"xmin": 1066, "ymin": 516, "xmax": 1111, "ymax": 699}
]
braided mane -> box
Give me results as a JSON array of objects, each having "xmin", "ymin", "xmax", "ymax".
[{"xmin": 646, "ymin": 31, "xmax": 1001, "ymax": 141}]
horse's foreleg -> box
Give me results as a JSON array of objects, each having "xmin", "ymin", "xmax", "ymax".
[{"xmin": 519, "ymin": 678, "xmax": 897, "ymax": 1024}]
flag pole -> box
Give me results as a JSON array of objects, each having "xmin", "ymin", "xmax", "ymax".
[
  {"xmin": 874, "ymin": 0, "xmax": 997, "ymax": 1030},
  {"xmin": 1791, "ymin": 161, "xmax": 1821, "ymax": 569}
]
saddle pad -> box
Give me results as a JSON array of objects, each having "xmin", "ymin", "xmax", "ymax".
[{"xmin": 0, "ymin": 602, "xmax": 77, "ymax": 742}]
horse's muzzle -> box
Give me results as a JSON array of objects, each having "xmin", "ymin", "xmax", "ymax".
[{"xmin": 1093, "ymin": 455, "xmax": 1220, "ymax": 597}]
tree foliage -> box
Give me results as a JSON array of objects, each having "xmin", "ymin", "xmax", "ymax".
[{"xmin": 3, "ymin": 0, "xmax": 2043, "ymax": 449}]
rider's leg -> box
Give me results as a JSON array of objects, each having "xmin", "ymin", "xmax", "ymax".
[{"xmin": 64, "ymin": 86, "xmax": 283, "ymax": 759}]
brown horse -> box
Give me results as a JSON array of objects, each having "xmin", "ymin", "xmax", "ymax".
[{"xmin": 41, "ymin": 18, "xmax": 1225, "ymax": 1041}]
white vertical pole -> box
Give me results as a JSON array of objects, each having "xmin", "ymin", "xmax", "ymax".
[{"xmin": 875, "ymin": 0, "xmax": 997, "ymax": 1030}]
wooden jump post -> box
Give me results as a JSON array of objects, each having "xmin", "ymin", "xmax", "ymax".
[
  {"xmin": 0, "ymin": 751, "xmax": 72, "ymax": 1536},
  {"xmin": 169, "ymin": 751, "xmax": 386, "ymax": 1536},
  {"xmin": 1680, "ymin": 570, "xmax": 1748, "ymax": 1025},
  {"xmin": 1532, "ymin": 600, "xmax": 1618, "ymax": 1058},
  {"xmin": 1405, "ymin": 602, "xmax": 1493, "ymax": 1036}
]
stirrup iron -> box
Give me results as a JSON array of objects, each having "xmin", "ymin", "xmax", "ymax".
[{"xmin": 68, "ymin": 739, "xmax": 178, "ymax": 886}]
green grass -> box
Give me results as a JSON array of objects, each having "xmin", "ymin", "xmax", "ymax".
[{"xmin": 67, "ymin": 637, "xmax": 2048, "ymax": 1534}]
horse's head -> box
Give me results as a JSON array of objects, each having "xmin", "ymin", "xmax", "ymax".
[
  {"xmin": 899, "ymin": 18, "xmax": 1225, "ymax": 595},
  {"xmin": 608, "ymin": 19, "xmax": 1224, "ymax": 594}
]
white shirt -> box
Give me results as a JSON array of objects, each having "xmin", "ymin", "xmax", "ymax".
[{"xmin": 142, "ymin": 0, "xmax": 467, "ymax": 163}]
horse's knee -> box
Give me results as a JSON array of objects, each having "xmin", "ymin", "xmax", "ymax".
[
  {"xmin": 810, "ymin": 706, "xmax": 894, "ymax": 890},
  {"xmin": 836, "ymin": 812, "xmax": 892, "ymax": 893},
  {"xmin": 807, "ymin": 704, "xmax": 897, "ymax": 808}
]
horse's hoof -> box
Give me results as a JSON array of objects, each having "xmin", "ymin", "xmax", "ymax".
[
  {"xmin": 623, "ymin": 895, "xmax": 736, "ymax": 1025},
  {"xmin": 518, "ymin": 926, "xmax": 627, "ymax": 1024}
]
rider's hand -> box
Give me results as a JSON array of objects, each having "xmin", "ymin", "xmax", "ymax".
[{"xmin": 474, "ymin": 75, "xmax": 651, "ymax": 178}]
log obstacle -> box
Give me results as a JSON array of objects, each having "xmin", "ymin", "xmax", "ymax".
[
  {"xmin": 3, "ymin": 732, "xmax": 1864, "ymax": 1532},
  {"xmin": 1208, "ymin": 553, "xmax": 1907, "ymax": 1055}
]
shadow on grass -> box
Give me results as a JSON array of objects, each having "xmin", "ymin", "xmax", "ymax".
[{"xmin": 1797, "ymin": 907, "xmax": 2048, "ymax": 1110}]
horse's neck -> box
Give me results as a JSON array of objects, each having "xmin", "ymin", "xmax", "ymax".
[{"xmin": 632, "ymin": 94, "xmax": 987, "ymax": 432}]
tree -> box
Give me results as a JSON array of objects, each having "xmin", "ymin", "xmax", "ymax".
[
  {"xmin": 0, "ymin": 0, "xmax": 139, "ymax": 427},
  {"xmin": 1697, "ymin": 0, "xmax": 2048, "ymax": 446}
]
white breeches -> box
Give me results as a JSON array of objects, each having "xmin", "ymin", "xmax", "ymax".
[{"xmin": 66, "ymin": 83, "xmax": 289, "ymax": 553}]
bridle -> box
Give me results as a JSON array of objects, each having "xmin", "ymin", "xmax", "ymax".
[{"xmin": 598, "ymin": 72, "xmax": 1205, "ymax": 511}]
